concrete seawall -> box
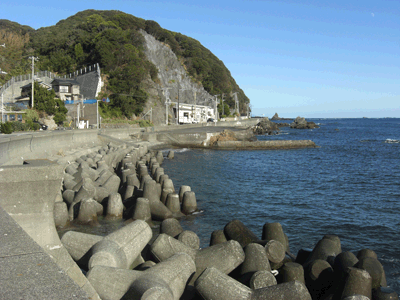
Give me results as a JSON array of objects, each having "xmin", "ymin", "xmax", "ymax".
[
  {"xmin": 0, "ymin": 161, "xmax": 100, "ymax": 299},
  {"xmin": 0, "ymin": 130, "xmax": 100, "ymax": 166}
]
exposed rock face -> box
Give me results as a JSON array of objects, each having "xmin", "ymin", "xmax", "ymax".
[
  {"xmin": 141, "ymin": 30, "xmax": 215, "ymax": 125},
  {"xmin": 290, "ymin": 117, "xmax": 319, "ymax": 129},
  {"xmin": 252, "ymin": 117, "xmax": 280, "ymax": 135}
]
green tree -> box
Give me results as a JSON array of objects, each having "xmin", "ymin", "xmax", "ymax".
[
  {"xmin": 74, "ymin": 43, "xmax": 84, "ymax": 63},
  {"xmin": 29, "ymin": 83, "xmax": 67, "ymax": 123},
  {"xmin": 29, "ymin": 82, "xmax": 57, "ymax": 113}
]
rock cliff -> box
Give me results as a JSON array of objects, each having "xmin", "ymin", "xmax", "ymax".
[{"xmin": 141, "ymin": 30, "xmax": 215, "ymax": 125}]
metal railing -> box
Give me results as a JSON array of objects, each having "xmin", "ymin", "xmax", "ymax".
[{"xmin": 0, "ymin": 63, "xmax": 100, "ymax": 95}]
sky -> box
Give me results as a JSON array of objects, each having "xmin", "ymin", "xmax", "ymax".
[{"xmin": 2, "ymin": 0, "xmax": 399, "ymax": 118}]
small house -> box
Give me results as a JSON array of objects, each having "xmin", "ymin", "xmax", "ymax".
[{"xmin": 51, "ymin": 78, "xmax": 81, "ymax": 101}]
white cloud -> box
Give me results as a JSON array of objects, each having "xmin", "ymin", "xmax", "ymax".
[{"xmin": 371, "ymin": 13, "xmax": 375, "ymax": 17}]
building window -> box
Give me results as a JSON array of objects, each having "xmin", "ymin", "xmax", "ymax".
[
  {"xmin": 18, "ymin": 114, "xmax": 23, "ymax": 121},
  {"xmin": 4, "ymin": 115, "xmax": 7, "ymax": 122},
  {"xmin": 59, "ymin": 85, "xmax": 69, "ymax": 93},
  {"xmin": 9, "ymin": 114, "xmax": 15, "ymax": 121}
]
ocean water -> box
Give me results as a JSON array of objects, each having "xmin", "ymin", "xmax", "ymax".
[{"xmin": 161, "ymin": 118, "xmax": 400, "ymax": 293}]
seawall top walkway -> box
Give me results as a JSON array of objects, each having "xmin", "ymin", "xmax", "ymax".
[{"xmin": 0, "ymin": 205, "xmax": 89, "ymax": 299}]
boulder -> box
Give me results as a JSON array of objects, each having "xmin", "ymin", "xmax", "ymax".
[
  {"xmin": 253, "ymin": 117, "xmax": 280, "ymax": 135},
  {"xmin": 290, "ymin": 117, "xmax": 320, "ymax": 129}
]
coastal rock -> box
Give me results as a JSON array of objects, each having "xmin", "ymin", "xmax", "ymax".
[
  {"xmin": 271, "ymin": 113, "xmax": 282, "ymax": 120},
  {"xmin": 276, "ymin": 122, "xmax": 290, "ymax": 127},
  {"xmin": 252, "ymin": 117, "xmax": 280, "ymax": 135},
  {"xmin": 271, "ymin": 113, "xmax": 293, "ymax": 121},
  {"xmin": 209, "ymin": 129, "xmax": 238, "ymax": 145},
  {"xmin": 290, "ymin": 116, "xmax": 319, "ymax": 129}
]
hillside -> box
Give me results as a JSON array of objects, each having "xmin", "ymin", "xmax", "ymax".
[{"xmin": 0, "ymin": 10, "xmax": 250, "ymax": 120}]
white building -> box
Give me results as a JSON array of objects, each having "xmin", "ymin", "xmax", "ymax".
[{"xmin": 176, "ymin": 104, "xmax": 215, "ymax": 124}]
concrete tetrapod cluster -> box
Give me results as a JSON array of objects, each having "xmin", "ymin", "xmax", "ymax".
[
  {"xmin": 56, "ymin": 144, "xmax": 198, "ymax": 228},
  {"xmin": 57, "ymin": 146, "xmax": 397, "ymax": 299},
  {"xmin": 197, "ymin": 219, "xmax": 397, "ymax": 300}
]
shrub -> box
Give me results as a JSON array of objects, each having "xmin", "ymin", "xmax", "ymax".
[
  {"xmin": 10, "ymin": 121, "xmax": 29, "ymax": 132},
  {"xmin": 138, "ymin": 120, "xmax": 153, "ymax": 127},
  {"xmin": 0, "ymin": 122, "xmax": 13, "ymax": 134},
  {"xmin": 26, "ymin": 120, "xmax": 40, "ymax": 130},
  {"xmin": 53, "ymin": 112, "xmax": 66, "ymax": 125},
  {"xmin": 24, "ymin": 109, "xmax": 39, "ymax": 122}
]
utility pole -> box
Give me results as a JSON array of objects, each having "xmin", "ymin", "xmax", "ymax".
[
  {"xmin": 193, "ymin": 88, "xmax": 200, "ymax": 121},
  {"xmin": 178, "ymin": 88, "xmax": 189, "ymax": 124},
  {"xmin": 161, "ymin": 87, "xmax": 171, "ymax": 125},
  {"xmin": 28, "ymin": 56, "xmax": 39, "ymax": 108},
  {"xmin": 0, "ymin": 44, "xmax": 5, "ymax": 122},
  {"xmin": 221, "ymin": 93, "xmax": 225, "ymax": 116},
  {"xmin": 213, "ymin": 95, "xmax": 219, "ymax": 119},
  {"xmin": 96, "ymin": 100, "xmax": 100, "ymax": 129},
  {"xmin": 77, "ymin": 102, "xmax": 80, "ymax": 128},
  {"xmin": 1, "ymin": 91, "xmax": 3, "ymax": 123},
  {"xmin": 177, "ymin": 89, "xmax": 180, "ymax": 125},
  {"xmin": 232, "ymin": 92, "xmax": 239, "ymax": 115}
]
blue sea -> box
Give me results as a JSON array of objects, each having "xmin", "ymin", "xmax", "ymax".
[{"xmin": 161, "ymin": 118, "xmax": 400, "ymax": 293}]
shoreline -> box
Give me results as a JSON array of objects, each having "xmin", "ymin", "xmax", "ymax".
[{"xmin": 2, "ymin": 122, "xmax": 396, "ymax": 299}]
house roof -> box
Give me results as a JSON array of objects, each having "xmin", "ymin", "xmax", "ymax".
[
  {"xmin": 51, "ymin": 78, "xmax": 80, "ymax": 86},
  {"xmin": 20, "ymin": 82, "xmax": 52, "ymax": 90}
]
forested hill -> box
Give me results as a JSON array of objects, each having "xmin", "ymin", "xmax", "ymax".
[{"xmin": 0, "ymin": 10, "xmax": 249, "ymax": 117}]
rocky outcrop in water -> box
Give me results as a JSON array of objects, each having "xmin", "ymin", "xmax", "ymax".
[
  {"xmin": 209, "ymin": 130, "xmax": 238, "ymax": 146},
  {"xmin": 271, "ymin": 113, "xmax": 293, "ymax": 121},
  {"xmin": 290, "ymin": 117, "xmax": 319, "ymax": 129},
  {"xmin": 252, "ymin": 117, "xmax": 280, "ymax": 135}
]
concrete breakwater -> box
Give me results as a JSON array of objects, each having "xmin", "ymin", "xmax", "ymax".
[
  {"xmin": 57, "ymin": 143, "xmax": 396, "ymax": 299},
  {"xmin": 0, "ymin": 121, "xmax": 397, "ymax": 299},
  {"xmin": 212, "ymin": 140, "xmax": 317, "ymax": 150}
]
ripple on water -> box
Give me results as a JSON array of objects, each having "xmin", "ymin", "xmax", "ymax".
[{"xmin": 161, "ymin": 119, "xmax": 400, "ymax": 293}]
